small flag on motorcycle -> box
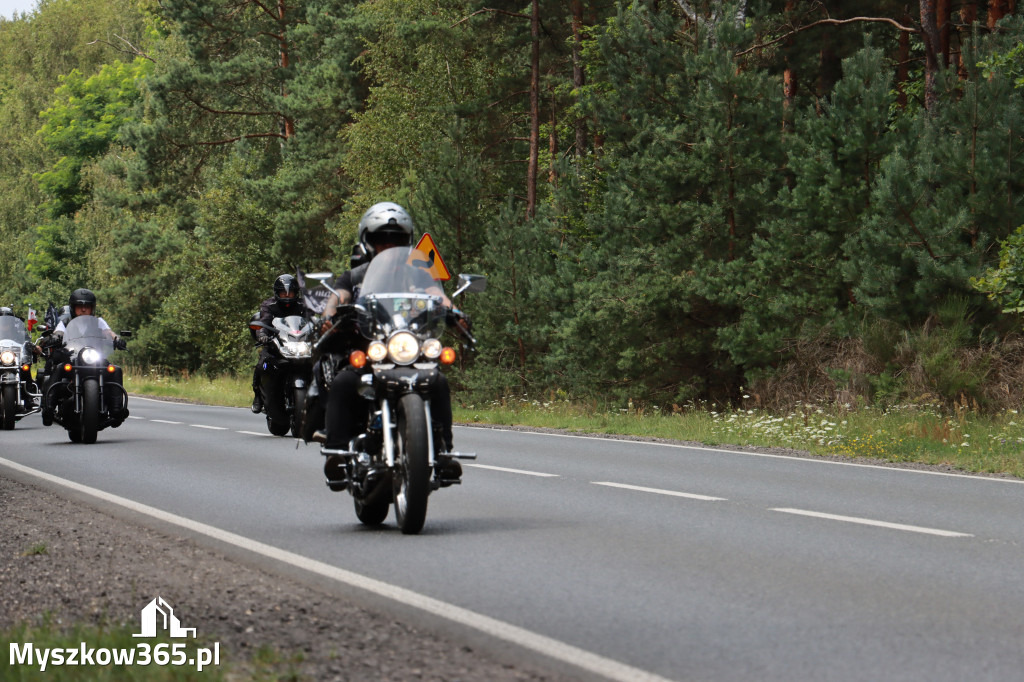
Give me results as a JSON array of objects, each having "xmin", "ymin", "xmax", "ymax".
[
  {"xmin": 27, "ymin": 307, "xmax": 37, "ymax": 332},
  {"xmin": 296, "ymin": 267, "xmax": 332, "ymax": 314}
]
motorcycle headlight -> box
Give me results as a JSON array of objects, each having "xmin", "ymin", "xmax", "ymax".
[
  {"xmin": 422, "ymin": 338, "xmax": 442, "ymax": 359},
  {"xmin": 367, "ymin": 341, "xmax": 388, "ymax": 363},
  {"xmin": 281, "ymin": 341, "xmax": 311, "ymax": 358},
  {"xmin": 387, "ymin": 332, "xmax": 420, "ymax": 365},
  {"xmin": 0, "ymin": 351, "xmax": 15, "ymax": 366},
  {"xmin": 81, "ymin": 348, "xmax": 101, "ymax": 365}
]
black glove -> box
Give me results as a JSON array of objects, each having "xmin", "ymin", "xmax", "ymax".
[
  {"xmin": 448, "ymin": 308, "xmax": 472, "ymax": 333},
  {"xmin": 257, "ymin": 330, "xmax": 273, "ymax": 345},
  {"xmin": 114, "ymin": 337, "xmax": 128, "ymax": 351}
]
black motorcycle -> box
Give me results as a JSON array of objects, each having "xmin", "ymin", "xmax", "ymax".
[
  {"xmin": 248, "ymin": 315, "xmax": 314, "ymax": 437},
  {"xmin": 302, "ymin": 247, "xmax": 486, "ymax": 534},
  {"xmin": 0, "ymin": 316, "xmax": 40, "ymax": 429},
  {"xmin": 42, "ymin": 316, "xmax": 130, "ymax": 444}
]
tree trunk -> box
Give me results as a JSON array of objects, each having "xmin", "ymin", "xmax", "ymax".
[
  {"xmin": 571, "ymin": 0, "xmax": 587, "ymax": 157},
  {"xmin": 920, "ymin": 0, "xmax": 941, "ymax": 111},
  {"xmin": 782, "ymin": 0, "xmax": 796, "ymax": 130},
  {"xmin": 526, "ymin": 0, "xmax": 540, "ymax": 218},
  {"xmin": 937, "ymin": 0, "xmax": 951, "ymax": 68},
  {"xmin": 989, "ymin": 0, "xmax": 1008, "ymax": 27},
  {"xmin": 278, "ymin": 0, "xmax": 294, "ymax": 138},
  {"xmin": 958, "ymin": 2, "xmax": 978, "ymax": 79}
]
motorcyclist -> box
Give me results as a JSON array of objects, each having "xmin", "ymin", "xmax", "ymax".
[
  {"xmin": 315, "ymin": 202, "xmax": 468, "ymax": 485},
  {"xmin": 40, "ymin": 289, "xmax": 127, "ymax": 425},
  {"xmin": 251, "ymin": 274, "xmax": 309, "ymax": 414},
  {"xmin": 0, "ymin": 307, "xmax": 37, "ymax": 405}
]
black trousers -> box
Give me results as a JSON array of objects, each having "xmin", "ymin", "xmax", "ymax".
[{"xmin": 323, "ymin": 367, "xmax": 453, "ymax": 451}]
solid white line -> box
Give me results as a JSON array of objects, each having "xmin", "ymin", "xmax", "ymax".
[
  {"xmin": 191, "ymin": 424, "xmax": 227, "ymax": 431},
  {"xmin": 150, "ymin": 419, "xmax": 182, "ymax": 425},
  {"xmin": 236, "ymin": 430, "xmax": 272, "ymax": 438},
  {"xmin": 770, "ymin": 508, "xmax": 973, "ymax": 538},
  {"xmin": 463, "ymin": 463, "xmax": 559, "ymax": 477},
  {"xmin": 0, "ymin": 457, "xmax": 673, "ymax": 682},
  {"xmin": 127, "ymin": 416, "xmax": 144, "ymax": 420},
  {"xmin": 458, "ymin": 425, "xmax": 1024, "ymax": 485},
  {"xmin": 593, "ymin": 481, "xmax": 726, "ymax": 501}
]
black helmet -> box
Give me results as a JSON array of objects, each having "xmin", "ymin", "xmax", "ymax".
[
  {"xmin": 68, "ymin": 288, "xmax": 97, "ymax": 318},
  {"xmin": 273, "ymin": 274, "xmax": 300, "ymax": 311},
  {"xmin": 357, "ymin": 202, "xmax": 415, "ymax": 257}
]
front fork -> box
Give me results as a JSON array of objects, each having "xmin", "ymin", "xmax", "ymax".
[{"xmin": 379, "ymin": 396, "xmax": 436, "ymax": 469}]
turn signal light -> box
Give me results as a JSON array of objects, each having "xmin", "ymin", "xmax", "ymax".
[
  {"xmin": 349, "ymin": 350, "xmax": 367, "ymax": 369},
  {"xmin": 20, "ymin": 364, "xmax": 29, "ymax": 372},
  {"xmin": 107, "ymin": 365, "xmax": 116, "ymax": 373},
  {"xmin": 63, "ymin": 363, "xmax": 72, "ymax": 372},
  {"xmin": 440, "ymin": 347, "xmax": 456, "ymax": 365}
]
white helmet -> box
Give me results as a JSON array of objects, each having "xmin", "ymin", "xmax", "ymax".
[{"xmin": 357, "ymin": 202, "xmax": 415, "ymax": 257}]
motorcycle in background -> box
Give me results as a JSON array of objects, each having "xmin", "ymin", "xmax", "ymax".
[
  {"xmin": 248, "ymin": 315, "xmax": 314, "ymax": 437},
  {"xmin": 304, "ymin": 247, "xmax": 486, "ymax": 534},
  {"xmin": 41, "ymin": 316, "xmax": 130, "ymax": 444},
  {"xmin": 0, "ymin": 316, "xmax": 40, "ymax": 429}
]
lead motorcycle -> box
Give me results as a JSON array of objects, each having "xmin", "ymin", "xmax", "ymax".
[
  {"xmin": 42, "ymin": 316, "xmax": 130, "ymax": 444},
  {"xmin": 248, "ymin": 315, "xmax": 314, "ymax": 437},
  {"xmin": 0, "ymin": 316, "xmax": 40, "ymax": 429},
  {"xmin": 303, "ymin": 247, "xmax": 486, "ymax": 534}
]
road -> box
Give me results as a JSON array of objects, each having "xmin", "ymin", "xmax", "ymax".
[{"xmin": 3, "ymin": 396, "xmax": 1024, "ymax": 681}]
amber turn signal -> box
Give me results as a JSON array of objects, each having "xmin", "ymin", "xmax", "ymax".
[
  {"xmin": 63, "ymin": 363, "xmax": 72, "ymax": 372},
  {"xmin": 107, "ymin": 365, "xmax": 116, "ymax": 373},
  {"xmin": 440, "ymin": 347, "xmax": 456, "ymax": 365},
  {"xmin": 349, "ymin": 350, "xmax": 367, "ymax": 369}
]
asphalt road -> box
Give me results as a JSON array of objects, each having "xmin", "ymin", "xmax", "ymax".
[{"xmin": 4, "ymin": 396, "xmax": 1024, "ymax": 682}]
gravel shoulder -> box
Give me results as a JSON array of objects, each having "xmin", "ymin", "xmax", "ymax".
[{"xmin": 0, "ymin": 472, "xmax": 577, "ymax": 681}]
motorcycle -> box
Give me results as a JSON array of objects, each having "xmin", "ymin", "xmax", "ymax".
[
  {"xmin": 42, "ymin": 316, "xmax": 130, "ymax": 444},
  {"xmin": 248, "ymin": 314, "xmax": 314, "ymax": 437},
  {"xmin": 302, "ymin": 247, "xmax": 486, "ymax": 534},
  {"xmin": 0, "ymin": 316, "xmax": 41, "ymax": 429}
]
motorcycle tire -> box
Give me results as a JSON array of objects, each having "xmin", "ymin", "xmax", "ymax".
[
  {"xmin": 1, "ymin": 384, "xmax": 17, "ymax": 430},
  {"xmin": 290, "ymin": 387, "xmax": 306, "ymax": 439},
  {"xmin": 267, "ymin": 416, "xmax": 291, "ymax": 437},
  {"xmin": 393, "ymin": 393, "xmax": 430, "ymax": 535},
  {"xmin": 79, "ymin": 377, "xmax": 100, "ymax": 444}
]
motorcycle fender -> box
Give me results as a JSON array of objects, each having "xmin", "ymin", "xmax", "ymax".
[
  {"xmin": 0, "ymin": 371, "xmax": 18, "ymax": 384},
  {"xmin": 373, "ymin": 367, "xmax": 438, "ymax": 399}
]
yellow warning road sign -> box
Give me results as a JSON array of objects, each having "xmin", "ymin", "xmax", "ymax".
[{"xmin": 408, "ymin": 233, "xmax": 452, "ymax": 281}]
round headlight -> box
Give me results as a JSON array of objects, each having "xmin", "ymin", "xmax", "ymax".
[
  {"xmin": 367, "ymin": 341, "xmax": 388, "ymax": 363},
  {"xmin": 387, "ymin": 332, "xmax": 420, "ymax": 365},
  {"xmin": 81, "ymin": 348, "xmax": 101, "ymax": 364},
  {"xmin": 422, "ymin": 338, "xmax": 442, "ymax": 359},
  {"xmin": 0, "ymin": 351, "xmax": 15, "ymax": 366}
]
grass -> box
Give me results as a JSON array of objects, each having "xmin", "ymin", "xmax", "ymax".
[{"xmin": 123, "ymin": 371, "xmax": 1024, "ymax": 478}]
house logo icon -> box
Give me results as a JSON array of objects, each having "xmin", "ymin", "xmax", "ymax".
[{"xmin": 133, "ymin": 597, "xmax": 197, "ymax": 638}]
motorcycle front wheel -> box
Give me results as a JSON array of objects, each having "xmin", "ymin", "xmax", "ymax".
[
  {"xmin": 393, "ymin": 393, "xmax": 430, "ymax": 535},
  {"xmin": 78, "ymin": 377, "xmax": 100, "ymax": 444},
  {"xmin": 1, "ymin": 383, "xmax": 17, "ymax": 430},
  {"xmin": 290, "ymin": 386, "xmax": 306, "ymax": 439}
]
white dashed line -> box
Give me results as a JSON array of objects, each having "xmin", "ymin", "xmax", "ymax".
[
  {"xmin": 463, "ymin": 463, "xmax": 559, "ymax": 477},
  {"xmin": 150, "ymin": 419, "xmax": 182, "ymax": 425},
  {"xmin": 191, "ymin": 424, "xmax": 228, "ymax": 431},
  {"xmin": 593, "ymin": 481, "xmax": 726, "ymax": 501},
  {"xmin": 770, "ymin": 508, "xmax": 973, "ymax": 537},
  {"xmin": 236, "ymin": 430, "xmax": 273, "ymax": 438}
]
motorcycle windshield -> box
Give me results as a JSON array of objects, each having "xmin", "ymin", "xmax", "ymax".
[
  {"xmin": 63, "ymin": 315, "xmax": 114, "ymax": 358},
  {"xmin": 357, "ymin": 247, "xmax": 446, "ymax": 339},
  {"xmin": 273, "ymin": 315, "xmax": 313, "ymax": 338},
  {"xmin": 0, "ymin": 317, "xmax": 29, "ymax": 343}
]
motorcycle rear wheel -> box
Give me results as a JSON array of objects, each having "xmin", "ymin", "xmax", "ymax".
[
  {"xmin": 1, "ymin": 384, "xmax": 17, "ymax": 430},
  {"xmin": 393, "ymin": 393, "xmax": 430, "ymax": 535}
]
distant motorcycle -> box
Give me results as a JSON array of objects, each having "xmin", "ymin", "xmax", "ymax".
[
  {"xmin": 304, "ymin": 247, "xmax": 486, "ymax": 534},
  {"xmin": 42, "ymin": 316, "xmax": 130, "ymax": 444},
  {"xmin": 248, "ymin": 315, "xmax": 314, "ymax": 437},
  {"xmin": 0, "ymin": 316, "xmax": 40, "ymax": 429}
]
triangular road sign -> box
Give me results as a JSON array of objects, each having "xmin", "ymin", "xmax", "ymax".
[{"xmin": 408, "ymin": 233, "xmax": 452, "ymax": 281}]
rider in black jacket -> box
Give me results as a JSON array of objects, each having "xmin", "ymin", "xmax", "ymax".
[
  {"xmin": 315, "ymin": 202, "xmax": 468, "ymax": 485},
  {"xmin": 251, "ymin": 274, "xmax": 309, "ymax": 413}
]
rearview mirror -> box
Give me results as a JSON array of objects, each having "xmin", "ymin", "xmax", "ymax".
[
  {"xmin": 452, "ymin": 274, "xmax": 487, "ymax": 298},
  {"xmin": 119, "ymin": 331, "xmax": 133, "ymax": 338}
]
